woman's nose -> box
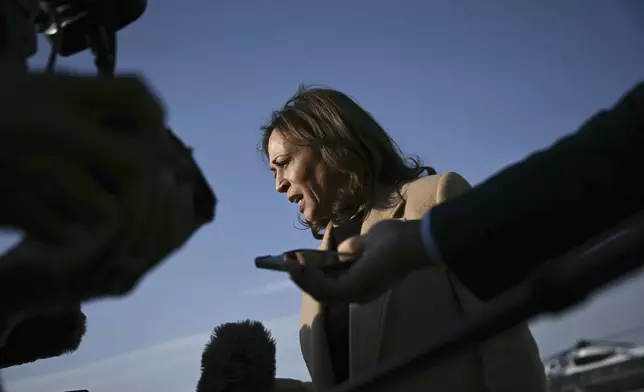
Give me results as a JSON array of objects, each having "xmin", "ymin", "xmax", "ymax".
[{"xmin": 276, "ymin": 179, "xmax": 289, "ymax": 193}]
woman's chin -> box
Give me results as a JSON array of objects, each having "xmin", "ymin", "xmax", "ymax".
[
  {"xmin": 302, "ymin": 212, "xmax": 314, "ymax": 223},
  {"xmin": 302, "ymin": 209, "xmax": 317, "ymax": 223}
]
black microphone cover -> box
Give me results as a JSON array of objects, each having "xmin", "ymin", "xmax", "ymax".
[{"xmin": 197, "ymin": 320, "xmax": 277, "ymax": 392}]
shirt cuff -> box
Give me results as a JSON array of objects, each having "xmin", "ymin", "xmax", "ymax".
[{"xmin": 420, "ymin": 210, "xmax": 446, "ymax": 266}]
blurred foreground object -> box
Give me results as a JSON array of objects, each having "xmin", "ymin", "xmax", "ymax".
[
  {"xmin": 197, "ymin": 320, "xmax": 276, "ymax": 392},
  {"xmin": 0, "ymin": 305, "xmax": 86, "ymax": 368},
  {"xmin": 0, "ymin": 0, "xmax": 216, "ymax": 375},
  {"xmin": 544, "ymin": 339, "xmax": 644, "ymax": 392},
  {"xmin": 1, "ymin": 0, "xmax": 147, "ymax": 72},
  {"xmin": 34, "ymin": 0, "xmax": 146, "ymax": 58},
  {"xmin": 0, "ymin": 0, "xmax": 216, "ymax": 309},
  {"xmin": 0, "ymin": 73, "xmax": 216, "ymax": 313}
]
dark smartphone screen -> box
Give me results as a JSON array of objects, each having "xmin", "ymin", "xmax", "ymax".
[{"xmin": 255, "ymin": 249, "xmax": 357, "ymax": 273}]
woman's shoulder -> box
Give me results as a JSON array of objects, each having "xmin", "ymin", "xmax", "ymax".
[{"xmin": 401, "ymin": 172, "xmax": 471, "ymax": 217}]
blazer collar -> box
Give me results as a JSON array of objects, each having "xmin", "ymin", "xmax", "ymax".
[
  {"xmin": 307, "ymin": 186, "xmax": 407, "ymax": 386},
  {"xmin": 349, "ymin": 192, "xmax": 406, "ymax": 375}
]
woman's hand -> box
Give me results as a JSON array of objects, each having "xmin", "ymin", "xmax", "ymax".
[{"xmin": 285, "ymin": 219, "xmax": 433, "ymax": 304}]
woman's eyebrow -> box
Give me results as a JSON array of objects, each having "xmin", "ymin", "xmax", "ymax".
[{"xmin": 271, "ymin": 154, "xmax": 287, "ymax": 164}]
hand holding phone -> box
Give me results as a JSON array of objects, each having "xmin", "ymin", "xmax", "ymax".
[{"xmin": 255, "ymin": 249, "xmax": 358, "ymax": 274}]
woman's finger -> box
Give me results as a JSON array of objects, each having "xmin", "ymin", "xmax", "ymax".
[
  {"xmin": 295, "ymin": 252, "xmax": 310, "ymax": 266},
  {"xmin": 283, "ymin": 252, "xmax": 298, "ymax": 263},
  {"xmin": 286, "ymin": 254, "xmax": 341, "ymax": 303},
  {"xmin": 285, "ymin": 254, "xmax": 321, "ymax": 290},
  {"xmin": 283, "ymin": 251, "xmax": 306, "ymax": 265},
  {"xmin": 337, "ymin": 236, "xmax": 363, "ymax": 261},
  {"xmin": 285, "ymin": 256, "xmax": 308, "ymax": 289}
]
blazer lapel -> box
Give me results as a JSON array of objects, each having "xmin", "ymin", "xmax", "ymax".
[
  {"xmin": 300, "ymin": 224, "xmax": 333, "ymax": 328},
  {"xmin": 300, "ymin": 224, "xmax": 336, "ymax": 390},
  {"xmin": 350, "ymin": 198, "xmax": 406, "ymax": 376},
  {"xmin": 301, "ymin": 193, "xmax": 406, "ymax": 385}
]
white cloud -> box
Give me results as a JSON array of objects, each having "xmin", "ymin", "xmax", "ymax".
[
  {"xmin": 4, "ymin": 314, "xmax": 310, "ymax": 392},
  {"xmin": 241, "ymin": 279, "xmax": 295, "ymax": 297}
]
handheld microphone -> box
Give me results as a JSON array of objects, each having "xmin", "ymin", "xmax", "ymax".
[{"xmin": 197, "ymin": 320, "xmax": 277, "ymax": 392}]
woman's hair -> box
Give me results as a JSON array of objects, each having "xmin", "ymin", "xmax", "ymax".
[{"xmin": 260, "ymin": 85, "xmax": 436, "ymax": 238}]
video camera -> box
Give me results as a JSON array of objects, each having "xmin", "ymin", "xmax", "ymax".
[
  {"xmin": 35, "ymin": 0, "xmax": 146, "ymax": 58},
  {"xmin": 0, "ymin": 0, "xmax": 217, "ymax": 300},
  {"xmin": 0, "ymin": 0, "xmax": 215, "ymax": 374},
  {"xmin": 2, "ymin": 0, "xmax": 145, "ymax": 74}
]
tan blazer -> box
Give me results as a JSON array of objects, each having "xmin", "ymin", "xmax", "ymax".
[{"xmin": 280, "ymin": 173, "xmax": 547, "ymax": 392}]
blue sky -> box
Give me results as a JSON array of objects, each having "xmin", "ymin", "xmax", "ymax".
[{"xmin": 3, "ymin": 1, "xmax": 644, "ymax": 391}]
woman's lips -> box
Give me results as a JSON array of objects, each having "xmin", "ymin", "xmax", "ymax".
[{"xmin": 299, "ymin": 199, "xmax": 305, "ymax": 213}]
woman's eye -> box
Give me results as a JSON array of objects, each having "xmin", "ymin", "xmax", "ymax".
[{"xmin": 271, "ymin": 160, "xmax": 290, "ymax": 178}]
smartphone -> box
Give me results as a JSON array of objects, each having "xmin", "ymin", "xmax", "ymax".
[{"xmin": 255, "ymin": 249, "xmax": 358, "ymax": 273}]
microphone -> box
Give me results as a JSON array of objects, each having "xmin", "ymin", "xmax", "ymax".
[
  {"xmin": 197, "ymin": 320, "xmax": 276, "ymax": 392},
  {"xmin": 0, "ymin": 305, "xmax": 86, "ymax": 368}
]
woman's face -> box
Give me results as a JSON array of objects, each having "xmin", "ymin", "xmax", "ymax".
[{"xmin": 267, "ymin": 131, "xmax": 339, "ymax": 223}]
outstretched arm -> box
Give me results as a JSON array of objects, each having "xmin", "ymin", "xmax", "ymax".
[{"xmin": 425, "ymin": 81, "xmax": 644, "ymax": 301}]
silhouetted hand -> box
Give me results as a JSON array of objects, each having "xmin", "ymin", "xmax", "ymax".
[{"xmin": 285, "ymin": 219, "xmax": 433, "ymax": 304}]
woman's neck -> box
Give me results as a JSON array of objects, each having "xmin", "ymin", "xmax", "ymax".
[
  {"xmin": 330, "ymin": 184, "xmax": 398, "ymax": 227},
  {"xmin": 371, "ymin": 183, "xmax": 401, "ymax": 210}
]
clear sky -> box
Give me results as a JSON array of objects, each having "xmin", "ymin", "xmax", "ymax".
[{"xmin": 3, "ymin": 1, "xmax": 644, "ymax": 391}]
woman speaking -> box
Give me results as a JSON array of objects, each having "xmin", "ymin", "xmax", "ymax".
[{"xmin": 261, "ymin": 86, "xmax": 547, "ymax": 392}]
